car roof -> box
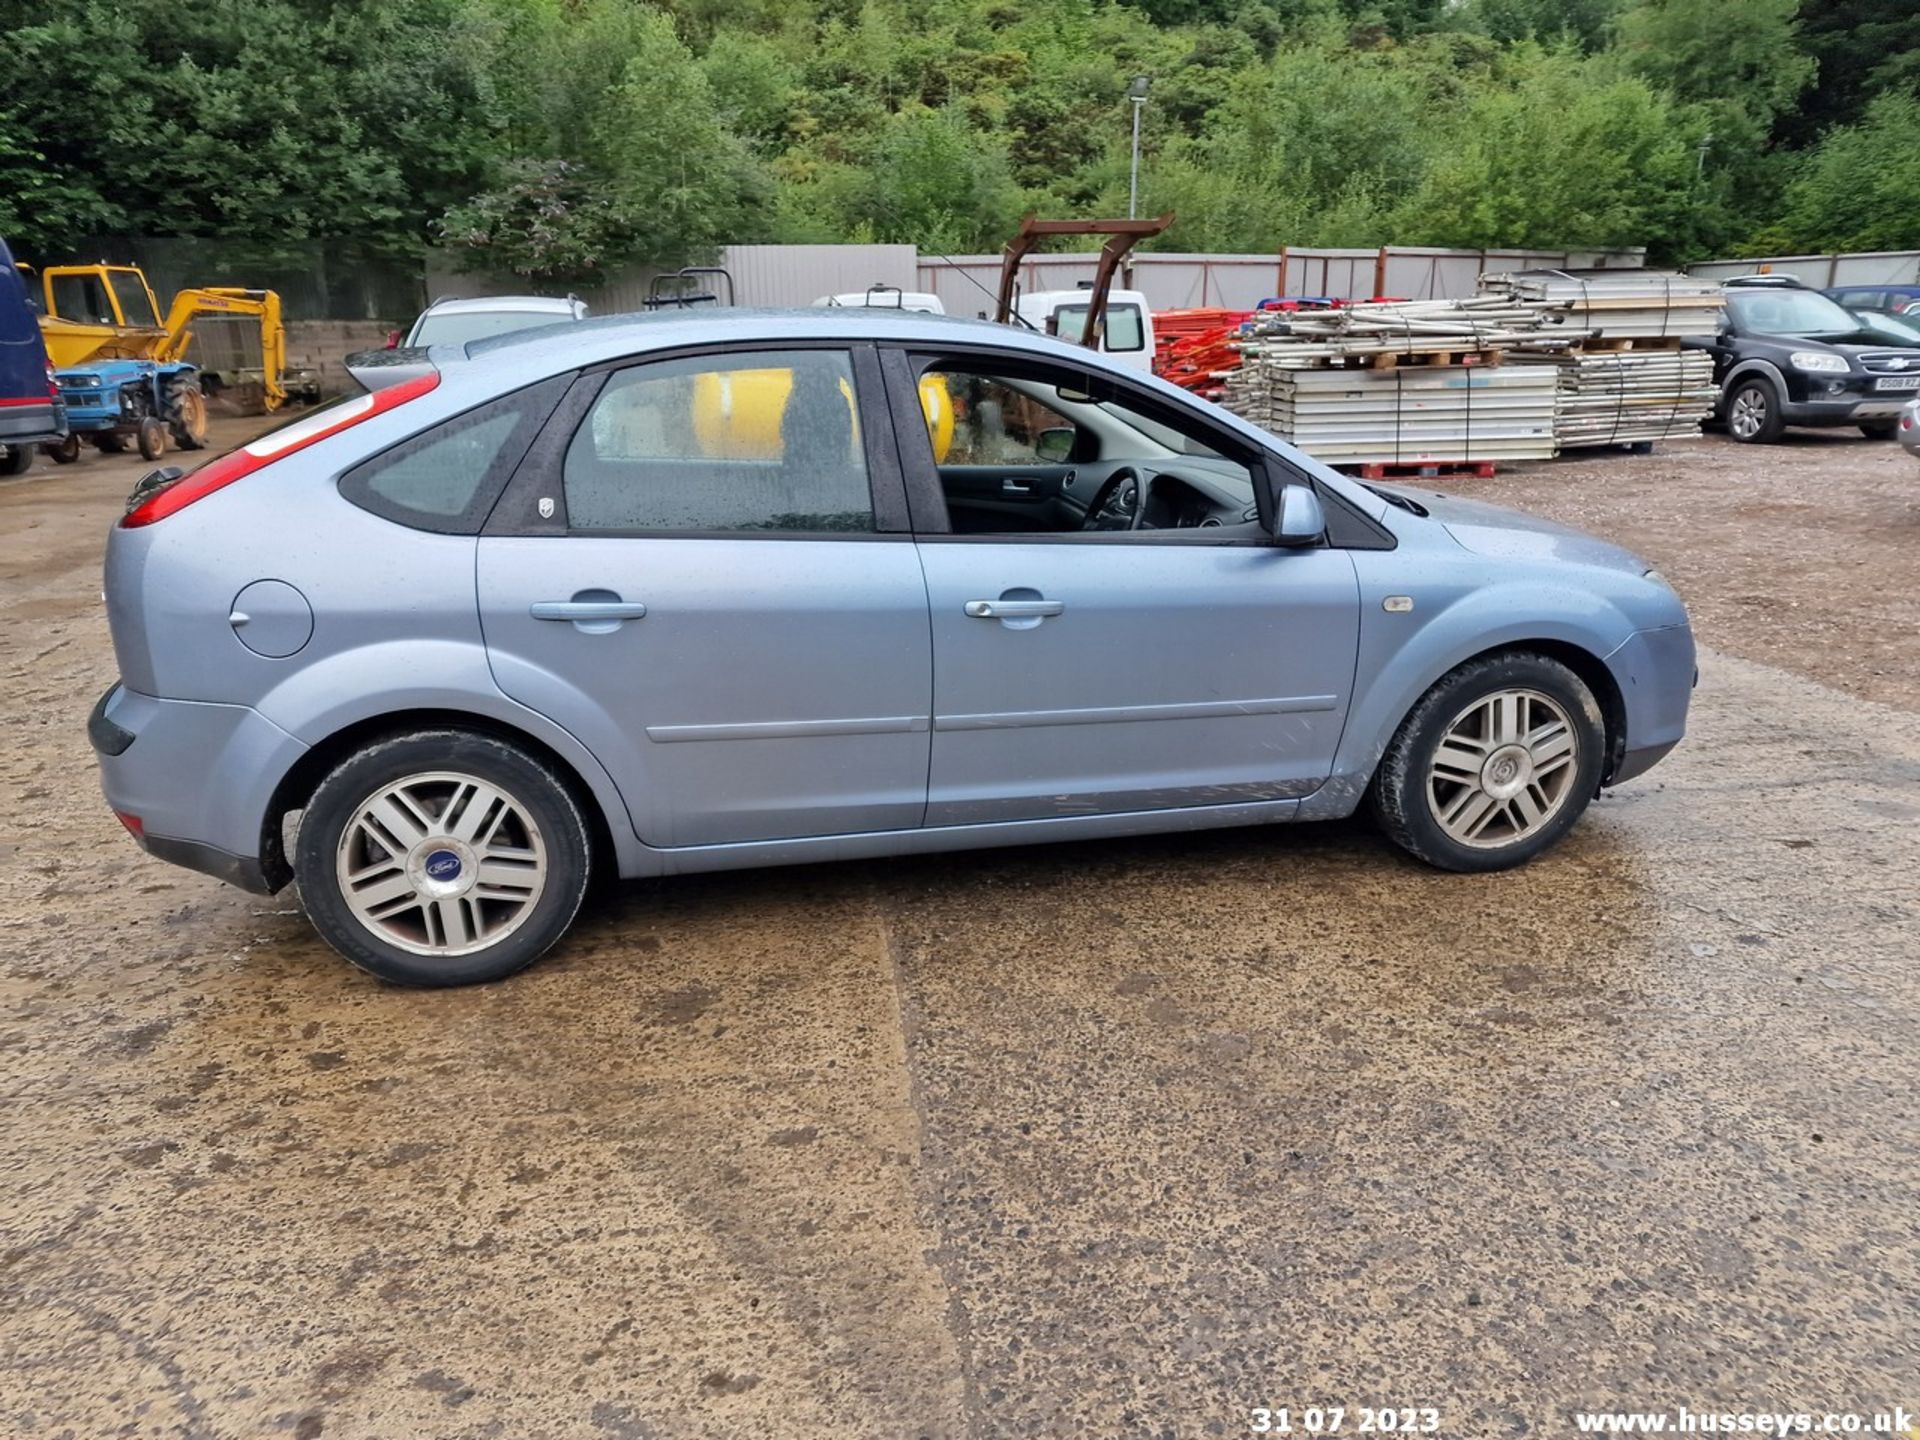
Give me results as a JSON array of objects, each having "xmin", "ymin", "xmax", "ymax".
[
  {"xmin": 462, "ymin": 306, "xmax": 1042, "ymax": 371},
  {"xmin": 423, "ymin": 295, "xmax": 582, "ymax": 316}
]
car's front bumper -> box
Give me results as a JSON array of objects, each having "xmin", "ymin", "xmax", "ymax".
[
  {"xmin": 1604, "ymin": 622, "xmax": 1696, "ymax": 786},
  {"xmin": 89, "ymin": 684, "xmax": 307, "ymax": 893},
  {"xmin": 1779, "ymin": 383, "xmax": 1913, "ymax": 425}
]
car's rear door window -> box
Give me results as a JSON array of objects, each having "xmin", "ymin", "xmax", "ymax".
[
  {"xmin": 561, "ymin": 349, "xmax": 875, "ymax": 533},
  {"xmin": 339, "ymin": 377, "xmax": 566, "ymax": 534}
]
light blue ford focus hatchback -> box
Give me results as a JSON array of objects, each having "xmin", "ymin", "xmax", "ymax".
[{"xmin": 91, "ymin": 310, "xmax": 1694, "ymax": 985}]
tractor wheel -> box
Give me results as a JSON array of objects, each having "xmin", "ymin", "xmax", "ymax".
[
  {"xmin": 93, "ymin": 431, "xmax": 127, "ymax": 453},
  {"xmin": 164, "ymin": 376, "xmax": 209, "ymax": 450},
  {"xmin": 136, "ymin": 416, "xmax": 168, "ymax": 462},
  {"xmin": 46, "ymin": 434, "xmax": 81, "ymax": 465}
]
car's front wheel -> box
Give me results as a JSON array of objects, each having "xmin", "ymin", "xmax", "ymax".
[
  {"xmin": 1725, "ymin": 377, "xmax": 1784, "ymax": 444},
  {"xmin": 293, "ymin": 730, "xmax": 592, "ymax": 985},
  {"xmin": 1371, "ymin": 652, "xmax": 1606, "ymax": 872}
]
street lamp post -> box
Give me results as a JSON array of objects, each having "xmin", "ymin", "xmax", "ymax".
[{"xmin": 1127, "ymin": 75, "xmax": 1151, "ymax": 220}]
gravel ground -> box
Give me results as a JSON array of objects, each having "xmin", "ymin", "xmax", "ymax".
[
  {"xmin": 1458, "ymin": 430, "xmax": 1920, "ymax": 712},
  {"xmin": 1, "ymin": 423, "xmax": 1914, "ymax": 1438}
]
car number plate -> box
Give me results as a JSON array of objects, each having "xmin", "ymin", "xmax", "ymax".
[{"xmin": 1873, "ymin": 375, "xmax": 1920, "ymax": 390}]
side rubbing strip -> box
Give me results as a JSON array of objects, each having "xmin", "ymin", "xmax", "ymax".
[
  {"xmin": 935, "ymin": 695, "xmax": 1340, "ymax": 732},
  {"xmin": 646, "ymin": 715, "xmax": 932, "ymax": 743}
]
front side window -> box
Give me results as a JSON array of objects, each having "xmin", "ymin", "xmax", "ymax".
[
  {"xmin": 917, "ymin": 360, "xmax": 1258, "ymax": 536},
  {"xmin": 51, "ymin": 273, "xmax": 117, "ymax": 326},
  {"xmin": 928, "ymin": 372, "xmax": 1078, "ymax": 465},
  {"xmin": 563, "ymin": 349, "xmax": 873, "ymax": 533}
]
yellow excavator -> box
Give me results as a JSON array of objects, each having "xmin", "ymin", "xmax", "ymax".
[{"xmin": 24, "ymin": 261, "xmax": 290, "ymax": 461}]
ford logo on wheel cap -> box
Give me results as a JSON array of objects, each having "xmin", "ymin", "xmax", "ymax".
[{"xmin": 424, "ymin": 849, "xmax": 463, "ymax": 881}]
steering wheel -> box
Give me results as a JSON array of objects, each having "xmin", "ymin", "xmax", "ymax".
[{"xmin": 1078, "ymin": 465, "xmax": 1143, "ymax": 531}]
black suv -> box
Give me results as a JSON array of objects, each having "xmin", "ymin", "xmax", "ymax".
[{"xmin": 1688, "ymin": 276, "xmax": 1920, "ymax": 443}]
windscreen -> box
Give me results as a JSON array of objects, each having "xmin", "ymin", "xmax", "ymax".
[
  {"xmin": 1727, "ymin": 289, "xmax": 1862, "ymax": 337},
  {"xmin": 412, "ymin": 310, "xmax": 570, "ymax": 349}
]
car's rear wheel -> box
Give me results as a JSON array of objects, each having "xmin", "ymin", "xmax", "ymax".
[
  {"xmin": 1859, "ymin": 419, "xmax": 1898, "ymax": 439},
  {"xmin": 1371, "ymin": 652, "xmax": 1606, "ymax": 872},
  {"xmin": 0, "ymin": 443, "xmax": 33, "ymax": 476},
  {"xmin": 294, "ymin": 730, "xmax": 592, "ymax": 985},
  {"xmin": 1725, "ymin": 377, "xmax": 1784, "ymax": 444}
]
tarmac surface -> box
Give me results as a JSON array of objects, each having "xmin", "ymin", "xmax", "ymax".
[{"xmin": 1, "ymin": 427, "xmax": 1915, "ymax": 1438}]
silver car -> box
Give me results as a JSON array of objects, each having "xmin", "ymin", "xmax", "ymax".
[
  {"xmin": 348, "ymin": 294, "xmax": 589, "ymax": 392},
  {"xmin": 1900, "ymin": 396, "xmax": 1920, "ymax": 458},
  {"xmin": 92, "ymin": 310, "xmax": 1695, "ymax": 986}
]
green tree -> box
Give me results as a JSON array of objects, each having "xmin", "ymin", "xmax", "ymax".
[
  {"xmin": 1398, "ymin": 47, "xmax": 1698, "ymax": 254},
  {"xmin": 1754, "ymin": 89, "xmax": 1920, "ymax": 253}
]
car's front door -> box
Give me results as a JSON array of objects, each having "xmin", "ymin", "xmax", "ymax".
[
  {"xmin": 477, "ymin": 344, "xmax": 932, "ymax": 847},
  {"xmin": 890, "ymin": 350, "xmax": 1363, "ymax": 826}
]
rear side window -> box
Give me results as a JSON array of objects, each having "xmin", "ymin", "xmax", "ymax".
[
  {"xmin": 562, "ymin": 349, "xmax": 874, "ymax": 533},
  {"xmin": 340, "ymin": 376, "xmax": 565, "ymax": 534}
]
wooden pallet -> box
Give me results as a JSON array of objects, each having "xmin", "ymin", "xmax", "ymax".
[
  {"xmin": 1580, "ymin": 335, "xmax": 1689, "ymax": 353},
  {"xmin": 1340, "ymin": 459, "xmax": 1499, "ymax": 480}
]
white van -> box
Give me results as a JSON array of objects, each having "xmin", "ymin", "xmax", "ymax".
[
  {"xmin": 1014, "ymin": 288, "xmax": 1156, "ymax": 372},
  {"xmin": 813, "ymin": 287, "xmax": 946, "ymax": 314}
]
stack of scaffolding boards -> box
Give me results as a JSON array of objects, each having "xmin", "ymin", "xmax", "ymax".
[
  {"xmin": 1480, "ymin": 270, "xmax": 1724, "ymax": 344},
  {"xmin": 1516, "ymin": 347, "xmax": 1720, "ymax": 449},
  {"xmin": 1217, "ymin": 296, "xmax": 1576, "ymax": 466},
  {"xmin": 1224, "ymin": 363, "xmax": 1559, "ymax": 465}
]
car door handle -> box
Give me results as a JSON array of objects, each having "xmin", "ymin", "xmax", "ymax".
[
  {"xmin": 530, "ymin": 600, "xmax": 648, "ymax": 621},
  {"xmin": 1002, "ymin": 478, "xmax": 1034, "ymax": 494},
  {"xmin": 964, "ymin": 599, "xmax": 1064, "ymax": 619}
]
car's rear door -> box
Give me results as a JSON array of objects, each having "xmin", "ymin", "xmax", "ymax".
[{"xmin": 476, "ymin": 343, "xmax": 933, "ymax": 848}]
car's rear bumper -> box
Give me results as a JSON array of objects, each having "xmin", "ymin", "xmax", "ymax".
[
  {"xmin": 90, "ymin": 684, "xmax": 307, "ymax": 893},
  {"xmin": 0, "ymin": 397, "xmax": 65, "ymax": 446}
]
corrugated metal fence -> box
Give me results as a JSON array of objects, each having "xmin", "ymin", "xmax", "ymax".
[
  {"xmin": 425, "ymin": 243, "xmax": 919, "ymax": 315},
  {"xmin": 1687, "ymin": 251, "xmax": 1920, "ymax": 288},
  {"xmin": 68, "ymin": 238, "xmax": 1654, "ymax": 322},
  {"xmin": 917, "ymin": 245, "xmax": 1647, "ymax": 316}
]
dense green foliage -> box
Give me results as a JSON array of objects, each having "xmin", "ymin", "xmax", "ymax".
[{"xmin": 0, "ymin": 0, "xmax": 1914, "ymax": 275}]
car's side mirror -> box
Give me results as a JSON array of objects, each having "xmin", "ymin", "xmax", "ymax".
[
  {"xmin": 1035, "ymin": 426, "xmax": 1075, "ymax": 464},
  {"xmin": 1266, "ymin": 482, "xmax": 1326, "ymax": 547}
]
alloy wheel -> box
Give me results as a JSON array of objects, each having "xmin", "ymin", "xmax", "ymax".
[
  {"xmin": 1425, "ymin": 689, "xmax": 1580, "ymax": 849},
  {"xmin": 1729, "ymin": 387, "xmax": 1766, "ymax": 440},
  {"xmin": 335, "ymin": 770, "xmax": 548, "ymax": 957}
]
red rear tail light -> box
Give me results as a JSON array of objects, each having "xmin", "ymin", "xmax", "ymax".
[
  {"xmin": 46, "ymin": 362, "xmax": 59, "ymax": 400},
  {"xmin": 115, "ymin": 810, "xmax": 145, "ymax": 840},
  {"xmin": 120, "ymin": 371, "xmax": 441, "ymax": 528}
]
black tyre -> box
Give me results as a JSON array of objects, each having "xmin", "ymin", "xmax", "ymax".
[
  {"xmin": 45, "ymin": 434, "xmax": 81, "ymax": 465},
  {"xmin": 92, "ymin": 431, "xmax": 127, "ymax": 453},
  {"xmin": 1724, "ymin": 376, "xmax": 1784, "ymax": 444},
  {"xmin": 294, "ymin": 729, "xmax": 592, "ymax": 986},
  {"xmin": 1370, "ymin": 651, "xmax": 1607, "ymax": 873},
  {"xmin": 0, "ymin": 443, "xmax": 32, "ymax": 476},
  {"xmin": 164, "ymin": 375, "xmax": 209, "ymax": 450},
  {"xmin": 1859, "ymin": 420, "xmax": 1898, "ymax": 440},
  {"xmin": 136, "ymin": 415, "xmax": 167, "ymax": 461}
]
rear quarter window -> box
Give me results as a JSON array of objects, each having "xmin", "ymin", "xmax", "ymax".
[{"xmin": 338, "ymin": 376, "xmax": 566, "ymax": 534}]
